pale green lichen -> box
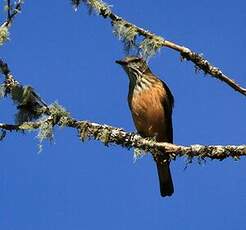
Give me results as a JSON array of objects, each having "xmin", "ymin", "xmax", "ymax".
[
  {"xmin": 133, "ymin": 148, "xmax": 145, "ymax": 162},
  {"xmin": 88, "ymin": 0, "xmax": 111, "ymax": 16},
  {"xmin": 0, "ymin": 84, "xmax": 6, "ymax": 98},
  {"xmin": 37, "ymin": 120, "xmax": 54, "ymax": 143},
  {"xmin": 140, "ymin": 36, "xmax": 163, "ymax": 59},
  {"xmin": 77, "ymin": 0, "xmax": 111, "ymax": 16},
  {"xmin": 113, "ymin": 20, "xmax": 138, "ymax": 53},
  {"xmin": 19, "ymin": 122, "xmax": 36, "ymax": 130},
  {"xmin": 97, "ymin": 128, "xmax": 111, "ymax": 146},
  {"xmin": 0, "ymin": 27, "xmax": 9, "ymax": 46},
  {"xmin": 48, "ymin": 102, "xmax": 70, "ymax": 124}
]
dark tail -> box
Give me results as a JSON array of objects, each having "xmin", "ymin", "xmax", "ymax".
[{"xmin": 156, "ymin": 159, "xmax": 174, "ymax": 197}]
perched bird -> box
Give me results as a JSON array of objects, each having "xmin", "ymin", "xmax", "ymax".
[{"xmin": 116, "ymin": 56, "xmax": 174, "ymax": 197}]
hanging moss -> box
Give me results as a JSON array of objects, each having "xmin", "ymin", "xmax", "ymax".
[
  {"xmin": 139, "ymin": 36, "xmax": 163, "ymax": 60},
  {"xmin": 113, "ymin": 20, "xmax": 138, "ymax": 53}
]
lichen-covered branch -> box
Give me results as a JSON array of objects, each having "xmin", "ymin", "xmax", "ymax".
[
  {"xmin": 0, "ymin": 59, "xmax": 49, "ymax": 124},
  {"xmin": 0, "ymin": 117, "xmax": 246, "ymax": 161},
  {"xmin": 2, "ymin": 0, "xmax": 23, "ymax": 28},
  {"xmin": 0, "ymin": 0, "xmax": 24, "ymax": 45},
  {"xmin": 72, "ymin": 0, "xmax": 246, "ymax": 97}
]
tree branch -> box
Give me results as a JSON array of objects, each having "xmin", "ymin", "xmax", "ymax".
[
  {"xmin": 7, "ymin": 0, "xmax": 11, "ymax": 20},
  {"xmin": 0, "ymin": 0, "xmax": 24, "ymax": 46},
  {"xmin": 73, "ymin": 0, "xmax": 246, "ymax": 96},
  {"xmin": 0, "ymin": 117, "xmax": 245, "ymax": 161},
  {"xmin": 2, "ymin": 0, "xmax": 24, "ymax": 28}
]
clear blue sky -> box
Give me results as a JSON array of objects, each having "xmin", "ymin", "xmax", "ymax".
[{"xmin": 1, "ymin": 0, "xmax": 246, "ymax": 229}]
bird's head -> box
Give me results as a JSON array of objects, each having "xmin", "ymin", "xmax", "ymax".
[{"xmin": 115, "ymin": 56, "xmax": 150, "ymax": 81}]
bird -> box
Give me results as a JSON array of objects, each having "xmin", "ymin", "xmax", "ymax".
[{"xmin": 116, "ymin": 56, "xmax": 174, "ymax": 197}]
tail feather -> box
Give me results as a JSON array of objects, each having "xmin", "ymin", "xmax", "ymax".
[{"xmin": 156, "ymin": 160, "xmax": 174, "ymax": 197}]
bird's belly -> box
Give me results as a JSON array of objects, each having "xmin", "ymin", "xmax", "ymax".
[{"xmin": 129, "ymin": 88, "xmax": 165, "ymax": 140}]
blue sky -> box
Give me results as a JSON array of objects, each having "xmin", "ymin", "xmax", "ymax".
[{"xmin": 0, "ymin": 0, "xmax": 246, "ymax": 229}]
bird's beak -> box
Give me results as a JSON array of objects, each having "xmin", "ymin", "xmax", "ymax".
[{"xmin": 115, "ymin": 60, "xmax": 127, "ymax": 65}]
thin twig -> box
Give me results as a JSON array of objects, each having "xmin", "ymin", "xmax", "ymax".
[
  {"xmin": 7, "ymin": 0, "xmax": 11, "ymax": 20},
  {"xmin": 1, "ymin": 0, "xmax": 23, "ymax": 28}
]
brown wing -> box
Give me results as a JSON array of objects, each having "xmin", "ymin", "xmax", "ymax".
[
  {"xmin": 160, "ymin": 80, "xmax": 174, "ymax": 143},
  {"xmin": 156, "ymin": 80, "xmax": 174, "ymax": 196}
]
